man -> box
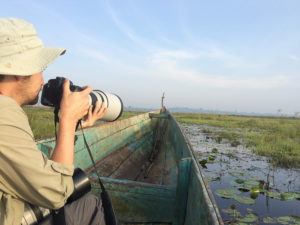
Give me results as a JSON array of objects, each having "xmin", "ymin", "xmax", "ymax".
[{"xmin": 0, "ymin": 18, "xmax": 107, "ymax": 225}]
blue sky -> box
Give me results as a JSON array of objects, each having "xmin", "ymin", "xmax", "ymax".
[{"xmin": 2, "ymin": 0, "xmax": 300, "ymax": 114}]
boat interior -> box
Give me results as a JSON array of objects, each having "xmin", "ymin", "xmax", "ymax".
[{"xmin": 38, "ymin": 110, "xmax": 221, "ymax": 225}]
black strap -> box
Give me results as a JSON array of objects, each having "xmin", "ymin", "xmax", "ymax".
[
  {"xmin": 51, "ymin": 108, "xmax": 119, "ymax": 225},
  {"xmin": 52, "ymin": 207, "xmax": 66, "ymax": 225},
  {"xmin": 54, "ymin": 107, "xmax": 59, "ymax": 140},
  {"xmin": 79, "ymin": 121, "xmax": 118, "ymax": 225}
]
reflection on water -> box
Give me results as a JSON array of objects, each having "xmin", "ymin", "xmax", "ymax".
[{"xmin": 181, "ymin": 123, "xmax": 300, "ymax": 225}]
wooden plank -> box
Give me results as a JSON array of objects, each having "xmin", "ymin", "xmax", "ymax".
[
  {"xmin": 92, "ymin": 132, "xmax": 154, "ymax": 179},
  {"xmin": 173, "ymin": 157, "xmax": 192, "ymax": 225},
  {"xmin": 89, "ymin": 177, "xmax": 176, "ymax": 223},
  {"xmin": 149, "ymin": 113, "xmax": 170, "ymax": 119}
]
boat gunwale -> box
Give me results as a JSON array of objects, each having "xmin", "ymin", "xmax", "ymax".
[{"xmin": 169, "ymin": 112, "xmax": 224, "ymax": 225}]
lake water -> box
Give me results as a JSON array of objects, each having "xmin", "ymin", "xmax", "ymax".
[{"xmin": 181, "ymin": 123, "xmax": 300, "ymax": 225}]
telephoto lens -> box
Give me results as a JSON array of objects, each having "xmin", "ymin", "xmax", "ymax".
[
  {"xmin": 41, "ymin": 77, "xmax": 123, "ymax": 122},
  {"xmin": 89, "ymin": 90, "xmax": 123, "ymax": 121}
]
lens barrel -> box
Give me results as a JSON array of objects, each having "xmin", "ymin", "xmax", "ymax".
[{"xmin": 90, "ymin": 90, "xmax": 123, "ymax": 122}]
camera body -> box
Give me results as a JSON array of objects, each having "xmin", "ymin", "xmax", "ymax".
[
  {"xmin": 41, "ymin": 77, "xmax": 83, "ymax": 107},
  {"xmin": 41, "ymin": 77, "xmax": 123, "ymax": 122}
]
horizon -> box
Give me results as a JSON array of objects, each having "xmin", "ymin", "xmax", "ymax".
[{"xmin": 3, "ymin": 0, "xmax": 300, "ymax": 114}]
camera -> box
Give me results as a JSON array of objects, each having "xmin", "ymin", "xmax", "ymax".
[
  {"xmin": 41, "ymin": 77, "xmax": 123, "ymax": 122},
  {"xmin": 21, "ymin": 168, "xmax": 91, "ymax": 225}
]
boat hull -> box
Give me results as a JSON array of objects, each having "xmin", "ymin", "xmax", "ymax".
[{"xmin": 37, "ymin": 110, "xmax": 223, "ymax": 225}]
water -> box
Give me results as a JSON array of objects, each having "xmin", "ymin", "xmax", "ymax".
[{"xmin": 181, "ymin": 123, "xmax": 300, "ymax": 225}]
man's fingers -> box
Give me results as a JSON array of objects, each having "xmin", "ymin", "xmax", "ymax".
[
  {"xmin": 62, "ymin": 79, "xmax": 70, "ymax": 95},
  {"xmin": 98, "ymin": 102, "xmax": 107, "ymax": 114},
  {"xmin": 81, "ymin": 86, "xmax": 92, "ymax": 95}
]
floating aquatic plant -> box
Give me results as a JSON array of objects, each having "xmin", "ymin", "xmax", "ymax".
[
  {"xmin": 199, "ymin": 159, "xmax": 207, "ymax": 168},
  {"xmin": 263, "ymin": 216, "xmax": 277, "ymax": 224},
  {"xmin": 233, "ymin": 195, "xmax": 256, "ymax": 205},
  {"xmin": 216, "ymin": 188, "xmax": 238, "ymax": 199},
  {"xmin": 280, "ymin": 192, "xmax": 300, "ymax": 201},
  {"xmin": 207, "ymin": 177, "xmax": 220, "ymax": 182},
  {"xmin": 234, "ymin": 179, "xmax": 245, "ymax": 184},
  {"xmin": 277, "ymin": 216, "xmax": 294, "ymax": 224},
  {"xmin": 229, "ymin": 171, "xmax": 245, "ymax": 177},
  {"xmin": 212, "ymin": 147, "xmax": 218, "ymax": 153},
  {"xmin": 208, "ymin": 155, "xmax": 215, "ymax": 161},
  {"xmin": 237, "ymin": 213, "xmax": 258, "ymax": 223},
  {"xmin": 266, "ymin": 191, "xmax": 282, "ymax": 200}
]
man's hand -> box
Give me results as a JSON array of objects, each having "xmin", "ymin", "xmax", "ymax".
[
  {"xmin": 59, "ymin": 79, "xmax": 92, "ymax": 125},
  {"xmin": 81, "ymin": 101, "xmax": 107, "ymax": 128}
]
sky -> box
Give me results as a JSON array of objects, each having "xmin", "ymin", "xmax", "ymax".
[{"xmin": 2, "ymin": 0, "xmax": 300, "ymax": 114}]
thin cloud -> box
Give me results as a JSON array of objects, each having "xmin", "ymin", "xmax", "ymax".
[
  {"xmin": 104, "ymin": 1, "xmax": 153, "ymax": 51},
  {"xmin": 79, "ymin": 48, "xmax": 108, "ymax": 63},
  {"xmin": 150, "ymin": 56, "xmax": 289, "ymax": 89}
]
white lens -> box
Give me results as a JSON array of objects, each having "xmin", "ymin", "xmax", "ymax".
[{"xmin": 90, "ymin": 90, "xmax": 123, "ymax": 121}]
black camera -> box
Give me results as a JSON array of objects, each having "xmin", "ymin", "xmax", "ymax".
[
  {"xmin": 21, "ymin": 168, "xmax": 91, "ymax": 225},
  {"xmin": 41, "ymin": 77, "xmax": 123, "ymax": 122}
]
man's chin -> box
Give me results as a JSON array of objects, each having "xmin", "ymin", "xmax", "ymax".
[{"xmin": 27, "ymin": 97, "xmax": 39, "ymax": 105}]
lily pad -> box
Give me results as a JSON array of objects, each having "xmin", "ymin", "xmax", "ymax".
[
  {"xmin": 292, "ymin": 216, "xmax": 300, "ymax": 222},
  {"xmin": 266, "ymin": 191, "xmax": 281, "ymax": 200},
  {"xmin": 235, "ymin": 179, "xmax": 245, "ymax": 184},
  {"xmin": 244, "ymin": 180, "xmax": 260, "ymax": 186},
  {"xmin": 229, "ymin": 171, "xmax": 245, "ymax": 177},
  {"xmin": 277, "ymin": 216, "xmax": 294, "ymax": 224},
  {"xmin": 212, "ymin": 148, "xmax": 218, "ymax": 153},
  {"xmin": 216, "ymin": 188, "xmax": 238, "ymax": 199},
  {"xmin": 238, "ymin": 213, "xmax": 258, "ymax": 223},
  {"xmin": 207, "ymin": 177, "xmax": 220, "ymax": 182},
  {"xmin": 244, "ymin": 175, "xmax": 260, "ymax": 181},
  {"xmin": 208, "ymin": 155, "xmax": 215, "ymax": 161},
  {"xmin": 263, "ymin": 216, "xmax": 277, "ymax": 224},
  {"xmin": 234, "ymin": 195, "xmax": 256, "ymax": 204},
  {"xmin": 281, "ymin": 192, "xmax": 300, "ymax": 201}
]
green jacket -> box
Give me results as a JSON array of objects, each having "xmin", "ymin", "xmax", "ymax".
[{"xmin": 0, "ymin": 95, "xmax": 74, "ymax": 225}]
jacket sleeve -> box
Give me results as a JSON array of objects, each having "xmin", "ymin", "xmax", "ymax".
[{"xmin": 0, "ymin": 106, "xmax": 74, "ymax": 210}]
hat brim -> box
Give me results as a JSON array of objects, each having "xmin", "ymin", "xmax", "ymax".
[{"xmin": 0, "ymin": 46, "xmax": 66, "ymax": 76}]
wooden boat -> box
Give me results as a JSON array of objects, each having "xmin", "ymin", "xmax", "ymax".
[{"xmin": 37, "ymin": 108, "xmax": 223, "ymax": 225}]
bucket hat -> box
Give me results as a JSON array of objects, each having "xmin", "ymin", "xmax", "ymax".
[{"xmin": 0, "ymin": 18, "xmax": 66, "ymax": 76}]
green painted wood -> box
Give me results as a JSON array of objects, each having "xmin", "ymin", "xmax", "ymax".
[
  {"xmin": 89, "ymin": 176, "xmax": 176, "ymax": 223},
  {"xmin": 93, "ymin": 131, "xmax": 154, "ymax": 179},
  {"xmin": 173, "ymin": 157, "xmax": 192, "ymax": 225},
  {"xmin": 167, "ymin": 114, "xmax": 223, "ymax": 225},
  {"xmin": 184, "ymin": 158, "xmax": 222, "ymax": 225},
  {"xmin": 149, "ymin": 113, "xmax": 170, "ymax": 119}
]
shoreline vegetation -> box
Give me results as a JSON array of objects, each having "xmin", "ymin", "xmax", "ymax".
[
  {"xmin": 23, "ymin": 106, "xmax": 300, "ymax": 168},
  {"xmin": 174, "ymin": 112, "xmax": 300, "ymax": 168}
]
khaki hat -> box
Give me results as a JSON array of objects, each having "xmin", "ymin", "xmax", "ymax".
[{"xmin": 0, "ymin": 18, "xmax": 66, "ymax": 76}]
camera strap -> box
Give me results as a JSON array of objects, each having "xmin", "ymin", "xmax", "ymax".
[
  {"xmin": 53, "ymin": 107, "xmax": 60, "ymax": 140},
  {"xmin": 79, "ymin": 121, "xmax": 119, "ymax": 225},
  {"xmin": 51, "ymin": 109, "xmax": 119, "ymax": 225}
]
